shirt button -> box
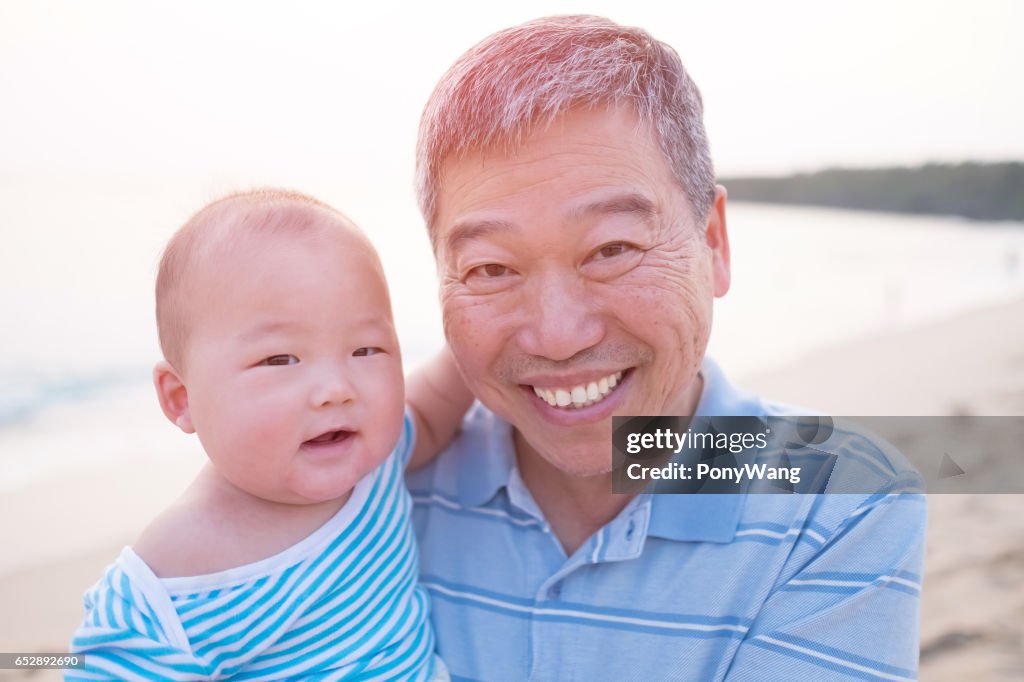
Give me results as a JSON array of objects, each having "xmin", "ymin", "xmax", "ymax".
[
  {"xmin": 626, "ymin": 521, "xmax": 636, "ymax": 540},
  {"xmin": 547, "ymin": 583, "xmax": 562, "ymax": 599}
]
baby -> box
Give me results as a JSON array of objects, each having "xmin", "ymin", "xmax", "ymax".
[{"xmin": 69, "ymin": 189, "xmax": 470, "ymax": 680}]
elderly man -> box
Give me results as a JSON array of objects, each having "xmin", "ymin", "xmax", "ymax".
[{"xmin": 407, "ymin": 15, "xmax": 924, "ymax": 681}]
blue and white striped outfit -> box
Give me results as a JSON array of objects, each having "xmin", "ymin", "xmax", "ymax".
[
  {"xmin": 70, "ymin": 415, "xmax": 442, "ymax": 681},
  {"xmin": 407, "ymin": 359, "xmax": 927, "ymax": 681}
]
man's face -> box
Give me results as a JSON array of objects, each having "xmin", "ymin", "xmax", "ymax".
[{"xmin": 434, "ymin": 106, "xmax": 730, "ymax": 476}]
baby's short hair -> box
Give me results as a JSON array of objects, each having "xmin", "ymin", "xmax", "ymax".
[{"xmin": 156, "ymin": 188, "xmax": 362, "ymax": 370}]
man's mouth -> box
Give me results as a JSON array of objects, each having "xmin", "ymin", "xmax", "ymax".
[
  {"xmin": 530, "ymin": 370, "xmax": 624, "ymax": 409},
  {"xmin": 303, "ymin": 429, "xmax": 354, "ymax": 447}
]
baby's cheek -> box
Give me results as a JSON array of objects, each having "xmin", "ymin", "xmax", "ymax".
[
  {"xmin": 376, "ymin": 394, "xmax": 408, "ymax": 461},
  {"xmin": 242, "ymin": 398, "xmax": 294, "ymax": 447}
]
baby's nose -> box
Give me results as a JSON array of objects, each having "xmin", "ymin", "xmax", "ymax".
[{"xmin": 310, "ymin": 369, "xmax": 355, "ymax": 408}]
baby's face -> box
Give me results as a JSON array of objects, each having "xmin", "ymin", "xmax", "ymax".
[{"xmin": 178, "ymin": 227, "xmax": 405, "ymax": 505}]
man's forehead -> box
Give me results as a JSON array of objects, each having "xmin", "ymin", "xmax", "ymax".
[
  {"xmin": 440, "ymin": 106, "xmax": 669, "ymax": 192},
  {"xmin": 442, "ymin": 99, "xmax": 651, "ymax": 166},
  {"xmin": 444, "ymin": 190, "xmax": 659, "ymax": 253},
  {"xmin": 430, "ymin": 106, "xmax": 701, "ymax": 261}
]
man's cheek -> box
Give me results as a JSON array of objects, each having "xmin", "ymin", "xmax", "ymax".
[
  {"xmin": 443, "ymin": 297, "xmax": 506, "ymax": 345},
  {"xmin": 441, "ymin": 291, "xmax": 481, "ymax": 334},
  {"xmin": 441, "ymin": 310, "xmax": 490, "ymax": 379}
]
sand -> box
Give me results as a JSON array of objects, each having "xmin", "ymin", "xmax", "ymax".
[
  {"xmin": 1, "ymin": 299, "xmax": 1022, "ymax": 681},
  {"xmin": 742, "ymin": 298, "xmax": 1024, "ymax": 681}
]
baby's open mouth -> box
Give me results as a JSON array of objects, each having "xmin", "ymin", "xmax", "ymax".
[{"xmin": 303, "ymin": 430, "xmax": 354, "ymax": 447}]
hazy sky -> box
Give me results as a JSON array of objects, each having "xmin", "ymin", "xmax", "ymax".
[
  {"xmin": 2, "ymin": 0, "xmax": 1022, "ymax": 180},
  {"xmin": 1, "ymin": 0, "xmax": 1023, "ymax": 392}
]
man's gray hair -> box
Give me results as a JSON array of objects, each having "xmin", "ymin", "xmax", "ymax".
[{"xmin": 415, "ymin": 14, "xmax": 716, "ymax": 234}]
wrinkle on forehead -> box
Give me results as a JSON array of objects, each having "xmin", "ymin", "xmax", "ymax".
[{"xmin": 435, "ymin": 106, "xmax": 671, "ymax": 223}]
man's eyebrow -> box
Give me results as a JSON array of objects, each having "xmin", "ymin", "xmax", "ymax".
[
  {"xmin": 445, "ymin": 218, "xmax": 515, "ymax": 253},
  {"xmin": 567, "ymin": 193, "xmax": 658, "ymax": 222},
  {"xmin": 444, "ymin": 193, "xmax": 655, "ymax": 253}
]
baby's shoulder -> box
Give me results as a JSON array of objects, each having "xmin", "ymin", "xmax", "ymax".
[
  {"xmin": 133, "ymin": 486, "xmax": 352, "ymax": 579},
  {"xmin": 133, "ymin": 501, "xmax": 224, "ymax": 578}
]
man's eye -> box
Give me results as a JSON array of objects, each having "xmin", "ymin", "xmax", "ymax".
[
  {"xmin": 262, "ymin": 354, "xmax": 299, "ymax": 366},
  {"xmin": 468, "ymin": 263, "xmax": 511, "ymax": 279},
  {"xmin": 353, "ymin": 347, "xmax": 384, "ymax": 357},
  {"xmin": 593, "ymin": 242, "xmax": 633, "ymax": 259}
]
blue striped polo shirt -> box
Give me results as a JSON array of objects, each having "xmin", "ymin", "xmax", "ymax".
[
  {"xmin": 70, "ymin": 414, "xmax": 439, "ymax": 681},
  {"xmin": 407, "ymin": 359, "xmax": 926, "ymax": 681}
]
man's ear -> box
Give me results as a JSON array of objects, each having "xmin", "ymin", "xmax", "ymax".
[
  {"xmin": 153, "ymin": 361, "xmax": 195, "ymax": 434},
  {"xmin": 706, "ymin": 184, "xmax": 731, "ymax": 298}
]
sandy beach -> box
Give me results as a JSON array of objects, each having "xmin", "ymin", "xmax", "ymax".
[
  {"xmin": 1, "ymin": 299, "xmax": 1021, "ymax": 681},
  {"xmin": 744, "ymin": 298, "xmax": 1024, "ymax": 681}
]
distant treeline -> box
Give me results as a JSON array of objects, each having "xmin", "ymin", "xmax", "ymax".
[{"xmin": 720, "ymin": 162, "xmax": 1024, "ymax": 222}]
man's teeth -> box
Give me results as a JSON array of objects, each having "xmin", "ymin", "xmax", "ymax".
[{"xmin": 532, "ymin": 371, "xmax": 623, "ymax": 409}]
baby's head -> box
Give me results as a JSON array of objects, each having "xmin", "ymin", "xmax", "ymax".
[{"xmin": 153, "ymin": 188, "xmax": 406, "ymax": 505}]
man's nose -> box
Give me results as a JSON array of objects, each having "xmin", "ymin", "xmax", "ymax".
[
  {"xmin": 309, "ymin": 364, "xmax": 356, "ymax": 408},
  {"xmin": 517, "ymin": 271, "xmax": 604, "ymax": 361}
]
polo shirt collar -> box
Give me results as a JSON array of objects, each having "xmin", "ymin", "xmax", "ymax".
[
  {"xmin": 456, "ymin": 405, "xmax": 518, "ymax": 507},
  {"xmin": 694, "ymin": 357, "xmax": 767, "ymax": 418},
  {"xmin": 646, "ymin": 493, "xmax": 746, "ymax": 542},
  {"xmin": 455, "ymin": 357, "xmax": 762, "ymax": 541},
  {"xmin": 646, "ymin": 357, "xmax": 763, "ymax": 542}
]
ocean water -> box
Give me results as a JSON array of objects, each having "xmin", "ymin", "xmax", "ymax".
[
  {"xmin": 2, "ymin": 175, "xmax": 1023, "ymax": 490},
  {"xmin": 710, "ymin": 202, "xmax": 1024, "ymax": 374}
]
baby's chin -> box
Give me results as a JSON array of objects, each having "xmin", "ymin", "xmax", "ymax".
[{"xmin": 283, "ymin": 473, "xmax": 362, "ymax": 506}]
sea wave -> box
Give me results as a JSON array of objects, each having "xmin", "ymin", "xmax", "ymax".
[{"xmin": 0, "ymin": 367, "xmax": 150, "ymax": 427}]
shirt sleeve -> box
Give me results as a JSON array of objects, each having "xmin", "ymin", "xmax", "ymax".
[
  {"xmin": 724, "ymin": 492, "xmax": 927, "ymax": 681},
  {"xmin": 68, "ymin": 564, "xmax": 207, "ymax": 681},
  {"xmin": 393, "ymin": 408, "xmax": 417, "ymax": 469}
]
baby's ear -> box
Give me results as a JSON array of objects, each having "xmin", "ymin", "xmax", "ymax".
[{"xmin": 153, "ymin": 361, "xmax": 195, "ymax": 433}]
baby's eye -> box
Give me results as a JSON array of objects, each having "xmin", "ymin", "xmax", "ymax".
[
  {"xmin": 352, "ymin": 347, "xmax": 384, "ymax": 357},
  {"xmin": 262, "ymin": 354, "xmax": 299, "ymax": 366}
]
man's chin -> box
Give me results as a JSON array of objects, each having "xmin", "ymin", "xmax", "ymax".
[
  {"xmin": 548, "ymin": 458, "xmax": 615, "ymax": 479},
  {"xmin": 513, "ymin": 427, "xmax": 613, "ymax": 479}
]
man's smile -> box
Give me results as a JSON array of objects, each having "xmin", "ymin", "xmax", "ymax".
[{"xmin": 528, "ymin": 369, "xmax": 625, "ymax": 409}]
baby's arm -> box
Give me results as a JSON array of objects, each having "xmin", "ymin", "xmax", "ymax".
[
  {"xmin": 69, "ymin": 562, "xmax": 200, "ymax": 680},
  {"xmin": 406, "ymin": 346, "xmax": 474, "ymax": 470}
]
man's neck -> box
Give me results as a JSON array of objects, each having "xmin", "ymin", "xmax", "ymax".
[
  {"xmin": 512, "ymin": 370, "xmax": 706, "ymax": 556},
  {"xmin": 514, "ymin": 430, "xmax": 634, "ymax": 557}
]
